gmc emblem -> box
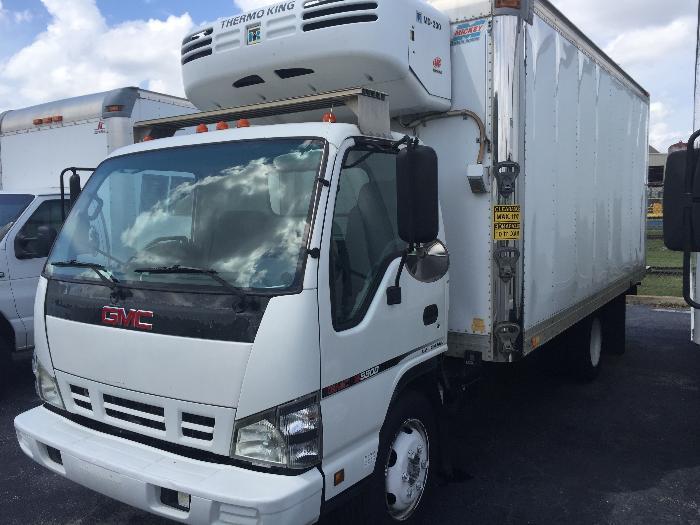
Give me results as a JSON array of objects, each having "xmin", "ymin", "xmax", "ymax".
[{"xmin": 101, "ymin": 306, "xmax": 153, "ymax": 331}]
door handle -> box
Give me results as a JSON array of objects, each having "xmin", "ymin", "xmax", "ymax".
[{"xmin": 423, "ymin": 305, "xmax": 438, "ymax": 326}]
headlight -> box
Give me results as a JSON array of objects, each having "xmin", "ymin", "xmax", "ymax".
[
  {"xmin": 34, "ymin": 356, "xmax": 65, "ymax": 410},
  {"xmin": 232, "ymin": 393, "xmax": 322, "ymax": 470}
]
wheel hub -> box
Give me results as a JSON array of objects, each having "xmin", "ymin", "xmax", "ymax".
[{"xmin": 384, "ymin": 419, "xmax": 429, "ymax": 521}]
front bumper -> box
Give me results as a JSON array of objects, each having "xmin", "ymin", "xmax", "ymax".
[{"xmin": 15, "ymin": 407, "xmax": 323, "ymax": 525}]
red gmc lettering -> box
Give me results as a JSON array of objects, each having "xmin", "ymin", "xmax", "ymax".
[{"xmin": 101, "ymin": 307, "xmax": 153, "ymax": 331}]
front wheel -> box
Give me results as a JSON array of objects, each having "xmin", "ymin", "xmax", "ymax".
[{"xmin": 367, "ymin": 391, "xmax": 438, "ymax": 523}]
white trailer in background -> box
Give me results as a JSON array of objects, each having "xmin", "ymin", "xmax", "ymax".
[
  {"xmin": 0, "ymin": 88, "xmax": 194, "ymax": 391},
  {"xmin": 15, "ymin": 1, "xmax": 648, "ymax": 523}
]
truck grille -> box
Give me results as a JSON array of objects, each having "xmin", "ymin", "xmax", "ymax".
[
  {"xmin": 69, "ymin": 384, "xmax": 92, "ymax": 412},
  {"xmin": 103, "ymin": 394, "xmax": 167, "ymax": 432},
  {"xmin": 302, "ymin": 0, "xmax": 378, "ymax": 32},
  {"xmin": 182, "ymin": 413, "xmax": 216, "ymax": 442},
  {"xmin": 60, "ymin": 375, "xmax": 236, "ymax": 456},
  {"xmin": 181, "ymin": 27, "xmax": 214, "ymax": 65}
]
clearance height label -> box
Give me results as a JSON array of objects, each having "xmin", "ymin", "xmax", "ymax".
[{"xmin": 493, "ymin": 205, "xmax": 521, "ymax": 240}]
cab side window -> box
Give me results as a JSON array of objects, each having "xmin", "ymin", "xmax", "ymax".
[
  {"xmin": 15, "ymin": 199, "xmax": 67, "ymax": 260},
  {"xmin": 330, "ymin": 148, "xmax": 405, "ymax": 330}
]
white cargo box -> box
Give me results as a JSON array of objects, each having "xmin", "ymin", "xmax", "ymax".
[
  {"xmin": 0, "ymin": 88, "xmax": 194, "ymax": 192},
  {"xmin": 182, "ymin": 0, "xmax": 452, "ymax": 116}
]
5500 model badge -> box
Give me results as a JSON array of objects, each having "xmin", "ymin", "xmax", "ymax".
[{"xmin": 101, "ymin": 306, "xmax": 153, "ymax": 331}]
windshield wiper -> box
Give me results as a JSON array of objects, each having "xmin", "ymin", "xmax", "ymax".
[
  {"xmin": 51, "ymin": 260, "xmax": 120, "ymax": 291},
  {"xmin": 133, "ymin": 265, "xmax": 243, "ymax": 297}
]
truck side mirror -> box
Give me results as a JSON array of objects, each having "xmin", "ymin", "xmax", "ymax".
[
  {"xmin": 14, "ymin": 226, "xmax": 56, "ymax": 260},
  {"xmin": 662, "ymin": 130, "xmax": 700, "ymax": 309},
  {"xmin": 14, "ymin": 232, "xmax": 35, "ymax": 259},
  {"xmin": 69, "ymin": 172, "xmax": 82, "ymax": 206},
  {"xmin": 387, "ymin": 143, "xmax": 440, "ymax": 306},
  {"xmin": 396, "ymin": 143, "xmax": 439, "ymax": 245},
  {"xmin": 663, "ymin": 143, "xmax": 700, "ymax": 251}
]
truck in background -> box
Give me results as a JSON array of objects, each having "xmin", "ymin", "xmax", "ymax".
[
  {"xmin": 663, "ymin": 0, "xmax": 700, "ymax": 333},
  {"xmin": 15, "ymin": 0, "xmax": 648, "ymax": 523},
  {"xmin": 0, "ymin": 88, "xmax": 194, "ymax": 392}
]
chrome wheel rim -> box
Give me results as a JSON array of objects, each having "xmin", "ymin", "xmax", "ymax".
[{"xmin": 384, "ymin": 418, "xmax": 429, "ymax": 521}]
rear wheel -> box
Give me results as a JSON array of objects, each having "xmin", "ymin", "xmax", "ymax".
[
  {"xmin": 570, "ymin": 316, "xmax": 603, "ymax": 382},
  {"xmin": 366, "ymin": 391, "xmax": 438, "ymax": 524},
  {"xmin": 602, "ymin": 294, "xmax": 626, "ymax": 355}
]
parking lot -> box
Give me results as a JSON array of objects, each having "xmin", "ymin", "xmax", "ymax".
[{"xmin": 1, "ymin": 305, "xmax": 699, "ymax": 525}]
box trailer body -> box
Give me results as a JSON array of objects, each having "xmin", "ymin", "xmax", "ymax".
[
  {"xmin": 0, "ymin": 88, "xmax": 194, "ymax": 361},
  {"xmin": 15, "ymin": 1, "xmax": 648, "ymax": 524},
  {"xmin": 420, "ymin": 0, "xmax": 649, "ymax": 361}
]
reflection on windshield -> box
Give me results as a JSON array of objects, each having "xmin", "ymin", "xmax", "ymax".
[
  {"xmin": 46, "ymin": 139, "xmax": 325, "ymax": 292},
  {"xmin": 0, "ymin": 194, "xmax": 33, "ymax": 242}
]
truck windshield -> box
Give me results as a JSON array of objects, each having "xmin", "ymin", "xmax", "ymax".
[
  {"xmin": 0, "ymin": 194, "xmax": 34, "ymax": 241},
  {"xmin": 46, "ymin": 138, "xmax": 325, "ymax": 293}
]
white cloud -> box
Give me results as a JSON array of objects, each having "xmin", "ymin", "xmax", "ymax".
[
  {"xmin": 0, "ymin": 0, "xmax": 193, "ymax": 111},
  {"xmin": 550, "ymin": 0, "xmax": 696, "ymax": 42},
  {"xmin": 0, "ymin": 0, "xmax": 33, "ymax": 24},
  {"xmin": 650, "ymin": 119, "xmax": 687, "ymax": 150},
  {"xmin": 651, "ymin": 101, "xmax": 670, "ymax": 121},
  {"xmin": 12, "ymin": 10, "xmax": 32, "ymax": 23},
  {"xmin": 604, "ymin": 17, "xmax": 695, "ymax": 67}
]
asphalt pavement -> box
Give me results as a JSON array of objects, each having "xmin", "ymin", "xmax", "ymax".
[{"xmin": 1, "ymin": 305, "xmax": 698, "ymax": 524}]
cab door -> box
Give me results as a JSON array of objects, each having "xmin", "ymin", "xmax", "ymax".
[
  {"xmin": 317, "ymin": 139, "xmax": 448, "ymax": 500},
  {"xmin": 6, "ymin": 196, "xmax": 66, "ymax": 349}
]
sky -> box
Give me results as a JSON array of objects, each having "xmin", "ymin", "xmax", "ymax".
[{"xmin": 0, "ymin": 0, "xmax": 696, "ymax": 151}]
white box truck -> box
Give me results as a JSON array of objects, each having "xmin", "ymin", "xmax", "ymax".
[
  {"xmin": 0, "ymin": 88, "xmax": 194, "ymax": 392},
  {"xmin": 15, "ymin": 0, "xmax": 648, "ymax": 523}
]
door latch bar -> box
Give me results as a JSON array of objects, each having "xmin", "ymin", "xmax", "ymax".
[{"xmin": 493, "ymin": 246, "xmax": 521, "ymax": 282}]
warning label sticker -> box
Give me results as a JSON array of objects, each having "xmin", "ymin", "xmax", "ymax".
[{"xmin": 493, "ymin": 205, "xmax": 521, "ymax": 240}]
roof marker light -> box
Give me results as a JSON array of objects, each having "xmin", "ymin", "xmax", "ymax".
[
  {"xmin": 322, "ymin": 112, "xmax": 337, "ymax": 123},
  {"xmin": 33, "ymin": 118, "xmax": 42, "ymax": 126},
  {"xmin": 216, "ymin": 121, "xmax": 230, "ymax": 130},
  {"xmin": 53, "ymin": 115, "xmax": 63, "ymax": 122},
  {"xmin": 236, "ymin": 119, "xmax": 250, "ymax": 128},
  {"xmin": 196, "ymin": 123, "xmax": 209, "ymax": 133}
]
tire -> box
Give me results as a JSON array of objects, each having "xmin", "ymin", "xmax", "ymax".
[
  {"xmin": 602, "ymin": 294, "xmax": 626, "ymax": 355},
  {"xmin": 569, "ymin": 316, "xmax": 603, "ymax": 382},
  {"xmin": 364, "ymin": 390, "xmax": 438, "ymax": 524}
]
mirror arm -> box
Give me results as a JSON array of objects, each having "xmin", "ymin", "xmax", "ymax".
[
  {"xmin": 60, "ymin": 167, "xmax": 96, "ymax": 221},
  {"xmin": 684, "ymin": 129, "xmax": 700, "ymax": 194},
  {"xmin": 681, "ymin": 130, "xmax": 700, "ymax": 309},
  {"xmin": 682, "ymin": 250, "xmax": 700, "ymax": 309},
  {"xmin": 683, "ymin": 209, "xmax": 700, "ymax": 309},
  {"xmin": 387, "ymin": 244, "xmax": 413, "ymax": 306}
]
